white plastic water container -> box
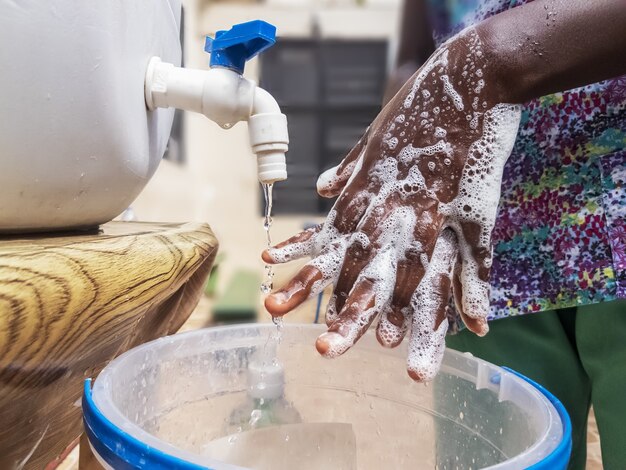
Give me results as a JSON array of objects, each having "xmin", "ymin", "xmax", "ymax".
[
  {"xmin": 0, "ymin": 0, "xmax": 181, "ymax": 232},
  {"xmin": 84, "ymin": 324, "xmax": 571, "ymax": 469}
]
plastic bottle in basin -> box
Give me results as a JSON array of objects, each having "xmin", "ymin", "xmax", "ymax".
[
  {"xmin": 224, "ymin": 348, "xmax": 302, "ymax": 435},
  {"xmin": 83, "ymin": 324, "xmax": 571, "ymax": 469}
]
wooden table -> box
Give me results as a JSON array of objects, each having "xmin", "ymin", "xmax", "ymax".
[{"xmin": 0, "ymin": 222, "xmax": 218, "ymax": 469}]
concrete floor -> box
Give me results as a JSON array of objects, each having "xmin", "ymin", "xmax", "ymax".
[{"xmin": 587, "ymin": 410, "xmax": 603, "ymax": 470}]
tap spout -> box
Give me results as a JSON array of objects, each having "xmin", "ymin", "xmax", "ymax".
[
  {"xmin": 249, "ymin": 87, "xmax": 288, "ymax": 183},
  {"xmin": 144, "ymin": 57, "xmax": 288, "ymax": 183}
]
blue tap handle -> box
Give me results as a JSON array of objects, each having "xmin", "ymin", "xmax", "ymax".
[{"xmin": 204, "ymin": 20, "xmax": 277, "ymax": 74}]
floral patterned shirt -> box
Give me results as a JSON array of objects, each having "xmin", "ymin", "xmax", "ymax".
[{"xmin": 427, "ymin": 0, "xmax": 626, "ymax": 322}]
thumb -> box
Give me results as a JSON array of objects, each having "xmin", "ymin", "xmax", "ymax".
[{"xmin": 317, "ymin": 128, "xmax": 369, "ymax": 198}]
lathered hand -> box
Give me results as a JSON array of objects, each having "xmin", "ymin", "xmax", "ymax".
[{"xmin": 263, "ymin": 28, "xmax": 521, "ymax": 381}]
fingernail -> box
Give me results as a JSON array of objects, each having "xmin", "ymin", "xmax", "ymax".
[
  {"xmin": 468, "ymin": 317, "xmax": 489, "ymax": 337},
  {"xmin": 261, "ymin": 250, "xmax": 273, "ymax": 263},
  {"xmin": 315, "ymin": 335, "xmax": 330, "ymax": 355},
  {"xmin": 407, "ymin": 368, "xmax": 432, "ymax": 383},
  {"xmin": 316, "ymin": 332, "xmax": 349, "ymax": 358}
]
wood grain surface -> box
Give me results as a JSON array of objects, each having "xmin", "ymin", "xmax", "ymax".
[{"xmin": 0, "ymin": 222, "xmax": 218, "ymax": 469}]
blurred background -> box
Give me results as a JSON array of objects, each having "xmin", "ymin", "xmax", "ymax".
[{"xmin": 130, "ymin": 0, "xmax": 402, "ymax": 327}]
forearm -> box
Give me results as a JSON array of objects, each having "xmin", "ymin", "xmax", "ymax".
[
  {"xmin": 384, "ymin": 0, "xmax": 435, "ymax": 104},
  {"xmin": 395, "ymin": 0, "xmax": 435, "ymax": 68},
  {"xmin": 477, "ymin": 0, "xmax": 626, "ymax": 104}
]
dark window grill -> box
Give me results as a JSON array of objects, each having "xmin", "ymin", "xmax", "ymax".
[{"xmin": 259, "ymin": 38, "xmax": 388, "ymax": 214}]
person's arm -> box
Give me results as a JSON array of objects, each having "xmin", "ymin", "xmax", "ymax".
[
  {"xmin": 479, "ymin": 0, "xmax": 626, "ymax": 103},
  {"xmin": 383, "ymin": 0, "xmax": 435, "ymax": 104},
  {"xmin": 263, "ymin": 0, "xmax": 626, "ymax": 382},
  {"xmin": 396, "ymin": 0, "xmax": 435, "ymax": 67}
]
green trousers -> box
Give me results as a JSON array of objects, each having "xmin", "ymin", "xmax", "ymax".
[{"xmin": 446, "ymin": 300, "xmax": 626, "ymax": 470}]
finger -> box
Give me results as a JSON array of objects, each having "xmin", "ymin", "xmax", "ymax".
[
  {"xmin": 328, "ymin": 232, "xmax": 376, "ymax": 321},
  {"xmin": 316, "ymin": 278, "xmax": 377, "ymax": 358},
  {"xmin": 376, "ymin": 303, "xmax": 412, "ymax": 348},
  {"xmin": 407, "ymin": 317, "xmax": 449, "ymax": 383},
  {"xmin": 262, "ymin": 224, "xmax": 322, "ymax": 264},
  {"xmin": 317, "ymin": 129, "xmax": 369, "ymax": 198},
  {"xmin": 406, "ymin": 229, "xmax": 457, "ymax": 382},
  {"xmin": 376, "ymin": 203, "xmax": 443, "ymax": 348},
  {"xmin": 265, "ymin": 244, "xmax": 345, "ymax": 316},
  {"xmin": 326, "ymin": 186, "xmax": 423, "ymax": 327},
  {"xmin": 452, "ymin": 258, "xmax": 488, "ymax": 336},
  {"xmin": 319, "ymin": 207, "xmax": 388, "ymax": 327},
  {"xmin": 454, "ymin": 220, "xmax": 492, "ymax": 336},
  {"xmin": 317, "ymin": 247, "xmax": 396, "ymax": 357},
  {"xmin": 265, "ymin": 265, "xmax": 323, "ymax": 316},
  {"xmin": 324, "ymin": 293, "xmax": 341, "ymax": 326},
  {"xmin": 328, "ymin": 195, "xmax": 405, "ymax": 319},
  {"xmin": 376, "ymin": 253, "xmax": 426, "ymax": 348}
]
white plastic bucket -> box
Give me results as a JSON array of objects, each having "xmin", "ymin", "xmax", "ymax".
[{"xmin": 84, "ymin": 324, "xmax": 571, "ymax": 469}]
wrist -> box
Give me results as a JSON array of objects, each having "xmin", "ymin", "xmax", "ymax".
[
  {"xmin": 439, "ymin": 26, "xmax": 518, "ymax": 107},
  {"xmin": 475, "ymin": 19, "xmax": 531, "ymax": 105}
]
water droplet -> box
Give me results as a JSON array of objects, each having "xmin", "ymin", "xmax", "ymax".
[
  {"xmin": 273, "ymin": 316, "xmax": 283, "ymax": 330},
  {"xmin": 249, "ymin": 409, "xmax": 262, "ymax": 428}
]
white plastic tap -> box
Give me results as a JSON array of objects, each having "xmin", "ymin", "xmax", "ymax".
[{"xmin": 144, "ymin": 21, "xmax": 288, "ymax": 184}]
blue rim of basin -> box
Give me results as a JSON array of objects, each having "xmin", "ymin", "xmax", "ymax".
[{"xmin": 83, "ymin": 368, "xmax": 572, "ymax": 469}]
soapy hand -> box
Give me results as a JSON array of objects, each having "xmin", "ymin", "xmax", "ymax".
[{"xmin": 263, "ymin": 28, "xmax": 521, "ymax": 381}]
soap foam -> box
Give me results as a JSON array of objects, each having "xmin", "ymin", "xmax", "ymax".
[
  {"xmin": 316, "ymin": 143, "xmax": 366, "ymax": 195},
  {"xmin": 398, "ymin": 140, "xmax": 450, "ymax": 163},
  {"xmin": 440, "ymin": 75, "xmax": 464, "ymax": 111},
  {"xmin": 270, "ymin": 26, "xmax": 521, "ymax": 374},
  {"xmin": 439, "ymin": 103, "xmax": 521, "ymax": 319},
  {"xmin": 404, "ymin": 49, "xmax": 449, "ymax": 109},
  {"xmin": 321, "ymin": 208, "xmax": 417, "ymax": 358},
  {"xmin": 405, "ymin": 229, "xmax": 457, "ymax": 380}
]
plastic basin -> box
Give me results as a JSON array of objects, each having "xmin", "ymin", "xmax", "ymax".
[{"xmin": 83, "ymin": 324, "xmax": 571, "ymax": 469}]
